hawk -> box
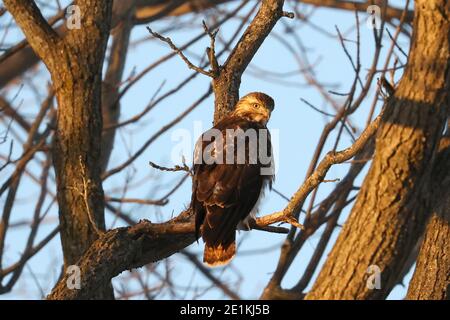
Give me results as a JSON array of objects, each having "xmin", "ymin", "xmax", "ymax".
[{"xmin": 191, "ymin": 92, "xmax": 275, "ymax": 266}]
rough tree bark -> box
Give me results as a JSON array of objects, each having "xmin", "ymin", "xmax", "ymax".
[
  {"xmin": 306, "ymin": 0, "xmax": 450, "ymax": 300},
  {"xmin": 3, "ymin": 0, "xmax": 114, "ymax": 299},
  {"xmin": 45, "ymin": 0, "xmax": 291, "ymax": 299},
  {"xmin": 3, "ymin": 0, "xmax": 435, "ymax": 301},
  {"xmin": 45, "ymin": 72, "xmax": 387, "ymax": 300},
  {"xmin": 406, "ymin": 134, "xmax": 450, "ymax": 300},
  {"xmin": 46, "ymin": 211, "xmax": 195, "ymax": 299}
]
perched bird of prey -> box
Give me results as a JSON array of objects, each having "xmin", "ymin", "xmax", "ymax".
[{"xmin": 191, "ymin": 92, "xmax": 275, "ymax": 267}]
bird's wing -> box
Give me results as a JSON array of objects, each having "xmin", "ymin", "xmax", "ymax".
[{"xmin": 192, "ymin": 117, "xmax": 271, "ymax": 240}]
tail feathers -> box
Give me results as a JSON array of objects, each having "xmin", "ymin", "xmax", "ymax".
[{"xmin": 203, "ymin": 241, "xmax": 236, "ymax": 267}]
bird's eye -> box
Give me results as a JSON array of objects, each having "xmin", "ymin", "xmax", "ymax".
[{"xmin": 253, "ymin": 103, "xmax": 259, "ymax": 108}]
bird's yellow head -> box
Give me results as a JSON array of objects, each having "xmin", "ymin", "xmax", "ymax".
[{"xmin": 232, "ymin": 92, "xmax": 275, "ymax": 125}]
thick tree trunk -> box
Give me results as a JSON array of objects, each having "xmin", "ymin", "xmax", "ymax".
[
  {"xmin": 51, "ymin": 1, "xmax": 114, "ymax": 299},
  {"xmin": 46, "ymin": 0, "xmax": 293, "ymax": 299},
  {"xmin": 306, "ymin": 0, "xmax": 450, "ymax": 300},
  {"xmin": 406, "ymin": 135, "xmax": 450, "ymax": 300},
  {"xmin": 3, "ymin": 0, "xmax": 114, "ymax": 299}
]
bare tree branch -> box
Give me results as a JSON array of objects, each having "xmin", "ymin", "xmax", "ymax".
[
  {"xmin": 212, "ymin": 0, "xmax": 293, "ymax": 123},
  {"xmin": 3, "ymin": 0, "xmax": 60, "ymax": 64}
]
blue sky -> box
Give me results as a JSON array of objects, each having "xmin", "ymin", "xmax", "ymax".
[{"xmin": 0, "ymin": 0, "xmax": 414, "ymax": 299}]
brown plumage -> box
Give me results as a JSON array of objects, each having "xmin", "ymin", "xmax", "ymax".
[{"xmin": 191, "ymin": 92, "xmax": 275, "ymax": 267}]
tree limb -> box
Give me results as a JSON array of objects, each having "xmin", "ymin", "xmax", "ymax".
[
  {"xmin": 406, "ymin": 135, "xmax": 450, "ymax": 299},
  {"xmin": 3, "ymin": 0, "xmax": 60, "ymax": 64},
  {"xmin": 212, "ymin": 0, "xmax": 293, "ymax": 123},
  {"xmin": 46, "ymin": 206, "xmax": 295, "ymax": 299}
]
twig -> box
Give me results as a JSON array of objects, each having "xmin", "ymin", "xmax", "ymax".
[
  {"xmin": 366, "ymin": 0, "xmax": 409, "ymax": 125},
  {"xmin": 202, "ymin": 20, "xmax": 220, "ymax": 77},
  {"xmin": 0, "ymin": 226, "xmax": 60, "ymax": 278},
  {"xmin": 103, "ymin": 87, "xmax": 212, "ymax": 180},
  {"xmin": 250, "ymin": 224, "xmax": 290, "ymax": 234},
  {"xmin": 25, "ymin": 264, "xmax": 45, "ymax": 298},
  {"xmin": 149, "ymin": 160, "xmax": 192, "ymax": 176},
  {"xmin": 322, "ymin": 178, "xmax": 340, "ymax": 183},
  {"xmin": 68, "ymin": 156, "xmax": 103, "ymax": 236},
  {"xmin": 272, "ymin": 187, "xmax": 290, "ymax": 202},
  {"xmin": 181, "ymin": 250, "xmax": 241, "ymax": 300},
  {"xmin": 105, "ymin": 196, "xmax": 168, "ymax": 206},
  {"xmin": 386, "ymin": 27, "xmax": 408, "ymax": 58},
  {"xmin": 0, "ymin": 140, "xmax": 13, "ymax": 171},
  {"xmin": 251, "ymin": 211, "xmax": 304, "ymax": 231},
  {"xmin": 117, "ymin": 1, "xmax": 249, "ymax": 105},
  {"xmin": 146, "ymin": 27, "xmax": 214, "ymax": 78},
  {"xmin": 301, "ymin": 98, "xmax": 336, "ymax": 117},
  {"xmin": 272, "ymin": 108, "xmax": 385, "ymax": 230},
  {"xmin": 335, "ymin": 25, "xmax": 363, "ymax": 89}
]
